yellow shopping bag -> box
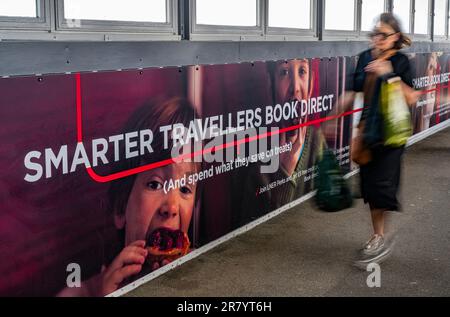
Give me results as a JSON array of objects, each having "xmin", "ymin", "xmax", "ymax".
[{"xmin": 380, "ymin": 77, "xmax": 413, "ymax": 147}]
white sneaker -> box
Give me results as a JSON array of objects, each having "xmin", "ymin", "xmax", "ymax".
[
  {"xmin": 362, "ymin": 234, "xmax": 385, "ymax": 256},
  {"xmin": 354, "ymin": 234, "xmax": 396, "ymax": 270},
  {"xmin": 354, "ymin": 247, "xmax": 392, "ymax": 269}
]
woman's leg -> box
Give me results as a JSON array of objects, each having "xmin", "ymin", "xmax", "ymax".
[
  {"xmin": 370, "ymin": 207, "xmax": 388, "ymax": 236},
  {"xmin": 355, "ymin": 207, "xmax": 392, "ymax": 268}
]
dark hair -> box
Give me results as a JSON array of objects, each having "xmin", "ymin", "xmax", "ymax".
[
  {"xmin": 107, "ymin": 97, "xmax": 200, "ymax": 216},
  {"xmin": 378, "ymin": 13, "xmax": 412, "ymax": 49}
]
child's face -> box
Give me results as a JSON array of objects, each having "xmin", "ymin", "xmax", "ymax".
[{"xmin": 115, "ymin": 162, "xmax": 197, "ymax": 246}]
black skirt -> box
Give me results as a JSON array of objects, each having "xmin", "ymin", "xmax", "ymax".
[{"xmin": 360, "ymin": 145, "xmax": 405, "ymax": 211}]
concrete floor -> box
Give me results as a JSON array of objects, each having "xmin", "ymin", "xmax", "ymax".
[{"xmin": 127, "ymin": 127, "xmax": 450, "ymax": 297}]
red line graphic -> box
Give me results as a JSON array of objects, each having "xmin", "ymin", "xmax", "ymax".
[
  {"xmin": 420, "ymin": 88, "xmax": 437, "ymax": 94},
  {"xmin": 75, "ymin": 73, "xmax": 363, "ymax": 183}
]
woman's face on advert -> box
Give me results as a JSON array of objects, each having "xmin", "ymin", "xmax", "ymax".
[
  {"xmin": 115, "ymin": 162, "xmax": 197, "ymax": 246},
  {"xmin": 274, "ymin": 59, "xmax": 311, "ymax": 103}
]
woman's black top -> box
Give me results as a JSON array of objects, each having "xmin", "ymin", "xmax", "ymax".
[{"xmin": 353, "ymin": 49, "xmax": 414, "ymax": 147}]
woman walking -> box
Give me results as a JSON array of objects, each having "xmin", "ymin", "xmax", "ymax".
[{"xmin": 351, "ymin": 13, "xmax": 419, "ymax": 267}]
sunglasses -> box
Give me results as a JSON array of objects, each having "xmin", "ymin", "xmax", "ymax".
[{"xmin": 369, "ymin": 31, "xmax": 397, "ymax": 40}]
